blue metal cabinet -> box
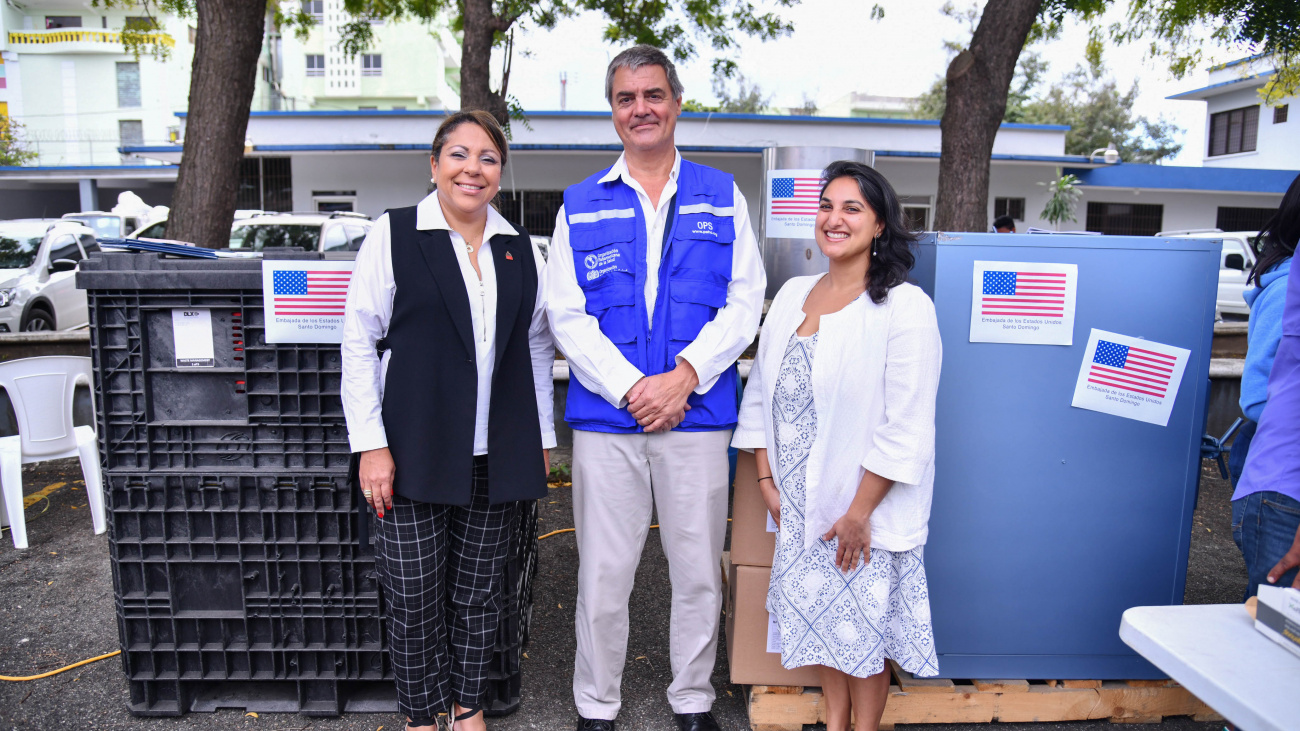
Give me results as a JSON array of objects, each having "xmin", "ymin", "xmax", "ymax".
[{"xmin": 912, "ymin": 232, "xmax": 1219, "ymax": 679}]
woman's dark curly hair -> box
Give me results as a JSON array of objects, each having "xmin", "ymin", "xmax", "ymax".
[{"xmin": 820, "ymin": 160, "xmax": 917, "ymax": 304}]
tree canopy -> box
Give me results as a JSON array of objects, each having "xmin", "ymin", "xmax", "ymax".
[{"xmin": 915, "ymin": 50, "xmax": 1183, "ymax": 164}]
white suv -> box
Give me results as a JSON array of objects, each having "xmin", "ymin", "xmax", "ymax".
[
  {"xmin": 0, "ymin": 219, "xmax": 98, "ymax": 332},
  {"xmin": 1158, "ymin": 229, "xmax": 1259, "ymax": 319},
  {"xmin": 227, "ymin": 211, "xmax": 373, "ymax": 252}
]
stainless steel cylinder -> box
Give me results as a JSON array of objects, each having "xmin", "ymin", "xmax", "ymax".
[{"xmin": 759, "ymin": 146, "xmax": 874, "ymax": 298}]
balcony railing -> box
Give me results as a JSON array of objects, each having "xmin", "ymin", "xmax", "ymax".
[{"xmin": 7, "ymin": 29, "xmax": 175, "ymax": 49}]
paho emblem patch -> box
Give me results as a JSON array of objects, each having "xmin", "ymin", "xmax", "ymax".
[{"xmin": 583, "ymin": 249, "xmax": 622, "ymax": 281}]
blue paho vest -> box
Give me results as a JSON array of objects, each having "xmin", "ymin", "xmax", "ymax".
[{"xmin": 563, "ymin": 159, "xmax": 740, "ymax": 433}]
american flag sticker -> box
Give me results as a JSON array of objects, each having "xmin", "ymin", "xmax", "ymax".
[
  {"xmin": 764, "ymin": 168, "xmax": 825, "ymax": 239},
  {"xmin": 969, "ymin": 260, "xmax": 1078, "ymax": 345},
  {"xmin": 260, "ymin": 261, "xmax": 356, "ymax": 344},
  {"xmin": 1071, "ymin": 329, "xmax": 1191, "ymax": 426}
]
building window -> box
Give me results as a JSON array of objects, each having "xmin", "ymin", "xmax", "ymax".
[
  {"xmin": 1086, "ymin": 202, "xmax": 1164, "ymax": 236},
  {"xmin": 116, "ymin": 62, "xmax": 141, "ymax": 108},
  {"xmin": 124, "ymin": 16, "xmax": 156, "ymax": 31},
  {"xmin": 358, "ymin": 106, "xmax": 378, "ymax": 110},
  {"xmin": 237, "ymin": 157, "xmax": 293, "ymax": 211},
  {"xmin": 1217, "ymin": 207, "xmax": 1277, "ymax": 232},
  {"xmin": 994, "ymin": 197, "xmax": 1026, "ymax": 221},
  {"xmin": 306, "ymin": 55, "xmax": 325, "ymax": 77},
  {"xmin": 118, "ymin": 120, "xmax": 144, "ymax": 147},
  {"xmin": 45, "ymin": 16, "xmax": 82, "ymax": 29},
  {"xmin": 1275, "ymin": 105, "xmax": 1290, "ymax": 124},
  {"xmin": 362, "ymin": 54, "xmax": 382, "ymax": 76},
  {"xmin": 1208, "ymin": 105, "xmax": 1259, "ymax": 156},
  {"xmin": 301, "ymin": 0, "xmax": 324, "ymax": 19}
]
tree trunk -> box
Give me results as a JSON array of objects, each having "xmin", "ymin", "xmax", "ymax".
[
  {"xmin": 458, "ymin": 0, "xmax": 509, "ymax": 123},
  {"xmin": 168, "ymin": 0, "xmax": 268, "ymax": 248},
  {"xmin": 933, "ymin": 0, "xmax": 1041, "ymax": 232}
]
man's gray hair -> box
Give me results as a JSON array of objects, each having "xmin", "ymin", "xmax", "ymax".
[{"xmin": 604, "ymin": 45, "xmax": 685, "ymax": 104}]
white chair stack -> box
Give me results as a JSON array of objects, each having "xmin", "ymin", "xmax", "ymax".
[{"xmin": 0, "ymin": 355, "xmax": 105, "ymax": 549}]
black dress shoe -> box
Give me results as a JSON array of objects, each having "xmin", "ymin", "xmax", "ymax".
[
  {"xmin": 576, "ymin": 716, "xmax": 615, "ymax": 731},
  {"xmin": 675, "ymin": 711, "xmax": 721, "ymax": 731}
]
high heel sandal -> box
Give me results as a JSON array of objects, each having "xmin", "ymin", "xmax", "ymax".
[{"xmin": 451, "ymin": 705, "xmax": 482, "ymax": 731}]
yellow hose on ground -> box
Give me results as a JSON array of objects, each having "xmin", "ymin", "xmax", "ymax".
[{"xmin": 0, "ymin": 650, "xmax": 121, "ymax": 681}]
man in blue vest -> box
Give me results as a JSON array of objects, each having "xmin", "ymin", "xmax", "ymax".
[{"xmin": 546, "ymin": 45, "xmax": 766, "ymax": 731}]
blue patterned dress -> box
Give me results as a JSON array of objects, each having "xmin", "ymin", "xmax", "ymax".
[{"xmin": 766, "ymin": 332, "xmax": 939, "ymax": 678}]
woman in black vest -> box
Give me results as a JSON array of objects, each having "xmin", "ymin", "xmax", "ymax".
[{"xmin": 341, "ymin": 110, "xmax": 555, "ymax": 731}]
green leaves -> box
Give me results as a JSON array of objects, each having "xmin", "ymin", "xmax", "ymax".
[
  {"xmin": 0, "ymin": 117, "xmax": 38, "ymax": 167},
  {"xmin": 1039, "ymin": 170, "xmax": 1083, "ymax": 228}
]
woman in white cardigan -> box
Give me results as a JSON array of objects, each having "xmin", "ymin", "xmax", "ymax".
[{"xmin": 732, "ymin": 161, "xmax": 942, "ymax": 731}]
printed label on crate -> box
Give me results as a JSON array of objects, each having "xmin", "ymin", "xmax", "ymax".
[
  {"xmin": 969, "ymin": 260, "xmax": 1078, "ymax": 345},
  {"xmin": 171, "ymin": 308, "xmax": 215, "ymax": 367},
  {"xmin": 766, "ymin": 612, "xmax": 782, "ymax": 653},
  {"xmin": 261, "ymin": 261, "xmax": 355, "ymax": 344},
  {"xmin": 1070, "ymin": 329, "xmax": 1190, "ymax": 426},
  {"xmin": 765, "ymin": 168, "xmax": 824, "ymax": 239}
]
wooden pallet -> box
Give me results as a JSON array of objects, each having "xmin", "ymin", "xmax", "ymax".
[{"xmin": 747, "ymin": 663, "xmax": 1222, "ymax": 730}]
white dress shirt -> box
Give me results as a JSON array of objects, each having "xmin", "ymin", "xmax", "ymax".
[
  {"xmin": 546, "ymin": 151, "xmax": 766, "ymax": 408},
  {"xmin": 341, "ymin": 191, "xmax": 557, "ymax": 455},
  {"xmin": 732, "ymin": 275, "xmax": 943, "ymax": 552}
]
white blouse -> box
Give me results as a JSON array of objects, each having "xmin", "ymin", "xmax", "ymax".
[
  {"xmin": 731, "ymin": 274, "xmax": 942, "ymax": 552},
  {"xmin": 341, "ymin": 191, "xmax": 557, "ymax": 456}
]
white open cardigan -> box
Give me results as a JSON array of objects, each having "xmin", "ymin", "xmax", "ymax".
[{"xmin": 731, "ymin": 274, "xmax": 943, "ymax": 551}]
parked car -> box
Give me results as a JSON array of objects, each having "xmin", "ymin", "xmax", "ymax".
[
  {"xmin": 531, "ymin": 235, "xmax": 551, "ymax": 261},
  {"xmin": 62, "ymin": 211, "xmax": 141, "ymax": 239},
  {"xmin": 226, "ymin": 211, "xmax": 373, "ymax": 252},
  {"xmin": 128, "ymin": 210, "xmax": 270, "ymax": 241},
  {"xmin": 1158, "ymin": 228, "xmax": 1259, "ymax": 319},
  {"xmin": 0, "ymin": 219, "xmax": 98, "ymax": 332}
]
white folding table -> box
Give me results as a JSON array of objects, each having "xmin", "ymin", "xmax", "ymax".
[{"xmin": 1120, "ymin": 604, "xmax": 1300, "ymax": 731}]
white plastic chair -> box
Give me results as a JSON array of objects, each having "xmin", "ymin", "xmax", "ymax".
[{"xmin": 0, "ymin": 356, "xmax": 104, "ymax": 549}]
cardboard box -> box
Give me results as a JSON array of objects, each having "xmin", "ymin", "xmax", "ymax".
[
  {"xmin": 725, "ymin": 556, "xmax": 823, "ymax": 687},
  {"xmin": 730, "ymin": 450, "xmax": 776, "ymax": 567},
  {"xmin": 1255, "ymin": 585, "xmax": 1300, "ymax": 659}
]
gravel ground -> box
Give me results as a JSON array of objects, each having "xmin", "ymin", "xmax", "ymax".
[{"xmin": 0, "ymin": 452, "xmax": 1246, "ymax": 731}]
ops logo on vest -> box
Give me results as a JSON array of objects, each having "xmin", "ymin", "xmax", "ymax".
[
  {"xmin": 583, "ymin": 249, "xmax": 622, "ymax": 281},
  {"xmin": 692, "ymin": 220, "xmax": 718, "ymax": 237}
]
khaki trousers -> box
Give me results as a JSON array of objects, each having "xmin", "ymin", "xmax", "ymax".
[{"xmin": 571, "ymin": 428, "xmax": 732, "ymax": 720}]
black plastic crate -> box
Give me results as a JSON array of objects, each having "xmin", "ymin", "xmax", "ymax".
[
  {"xmin": 107, "ymin": 492, "xmax": 537, "ymax": 717},
  {"xmin": 78, "ymin": 252, "xmax": 353, "ymax": 472},
  {"xmin": 107, "ymin": 472, "xmax": 365, "ymax": 551}
]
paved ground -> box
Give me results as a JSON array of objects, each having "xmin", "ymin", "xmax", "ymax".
[{"xmin": 0, "ymin": 453, "xmax": 1245, "ymax": 731}]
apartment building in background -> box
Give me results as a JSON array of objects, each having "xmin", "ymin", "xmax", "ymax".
[
  {"xmin": 0, "ymin": 0, "xmax": 458, "ymax": 167},
  {"xmin": 0, "ymin": 1, "xmax": 194, "ymax": 166},
  {"xmin": 255, "ymin": 0, "xmax": 460, "ymax": 113}
]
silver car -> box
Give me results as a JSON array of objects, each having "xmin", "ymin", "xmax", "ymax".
[{"xmin": 0, "ymin": 219, "xmax": 97, "ymax": 332}]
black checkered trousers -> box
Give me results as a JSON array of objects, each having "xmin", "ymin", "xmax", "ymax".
[{"xmin": 375, "ymin": 456, "xmax": 519, "ymax": 725}]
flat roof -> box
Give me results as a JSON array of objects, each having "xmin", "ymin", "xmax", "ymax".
[
  {"xmin": 172, "ymin": 108, "xmax": 1071, "ymax": 131},
  {"xmin": 1063, "ymin": 163, "xmax": 1298, "ymax": 194},
  {"xmin": 1167, "ymin": 71, "xmax": 1274, "ymax": 101},
  {"xmin": 116, "ymin": 143, "xmax": 1094, "ymax": 166}
]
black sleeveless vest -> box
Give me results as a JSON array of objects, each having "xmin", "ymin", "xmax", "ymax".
[{"xmin": 381, "ymin": 205, "xmax": 546, "ymax": 505}]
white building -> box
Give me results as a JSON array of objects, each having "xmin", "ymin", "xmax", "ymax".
[
  {"xmin": 1168, "ymin": 55, "xmax": 1297, "ymax": 175},
  {"xmin": 2, "ymin": 54, "xmax": 1295, "ymax": 233},
  {"xmin": 253, "ymin": 0, "xmax": 460, "ymax": 113},
  {"xmin": 0, "ymin": 2, "xmax": 193, "ymax": 167},
  {"xmin": 112, "ymin": 109, "xmax": 1292, "ymax": 239}
]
